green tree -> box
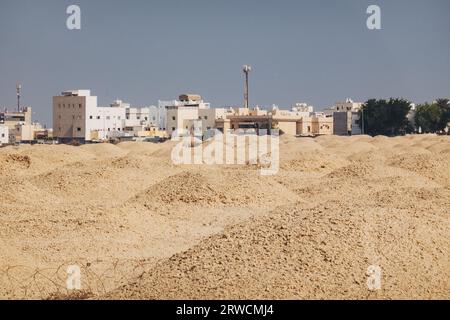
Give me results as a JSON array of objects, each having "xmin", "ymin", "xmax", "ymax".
[
  {"xmin": 414, "ymin": 98, "xmax": 450, "ymax": 133},
  {"xmin": 436, "ymin": 98, "xmax": 450, "ymax": 131},
  {"xmin": 415, "ymin": 103, "xmax": 443, "ymax": 133},
  {"xmin": 361, "ymin": 98, "xmax": 411, "ymax": 136}
]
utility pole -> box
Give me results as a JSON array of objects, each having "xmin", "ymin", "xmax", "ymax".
[
  {"xmin": 243, "ymin": 65, "xmax": 251, "ymax": 108},
  {"xmin": 16, "ymin": 83, "xmax": 22, "ymax": 112}
]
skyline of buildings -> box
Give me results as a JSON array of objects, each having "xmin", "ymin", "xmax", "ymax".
[
  {"xmin": 0, "ymin": 81, "xmax": 447, "ymax": 145},
  {"xmin": 1, "ymin": 85, "xmax": 369, "ymax": 145},
  {"xmin": 47, "ymin": 88, "xmax": 371, "ymax": 143},
  {"xmin": 0, "ymin": 84, "xmax": 368, "ymax": 127}
]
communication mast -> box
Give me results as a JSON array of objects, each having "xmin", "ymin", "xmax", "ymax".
[
  {"xmin": 16, "ymin": 83, "xmax": 22, "ymax": 112},
  {"xmin": 243, "ymin": 65, "xmax": 252, "ymax": 108}
]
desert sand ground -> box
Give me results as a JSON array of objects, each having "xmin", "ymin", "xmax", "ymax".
[{"xmin": 0, "ymin": 134, "xmax": 449, "ymax": 299}]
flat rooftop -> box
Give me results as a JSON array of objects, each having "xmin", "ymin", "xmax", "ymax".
[{"xmin": 61, "ymin": 90, "xmax": 91, "ymax": 97}]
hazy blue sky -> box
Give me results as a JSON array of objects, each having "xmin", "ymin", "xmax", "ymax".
[{"xmin": 1, "ymin": 0, "xmax": 450, "ymax": 126}]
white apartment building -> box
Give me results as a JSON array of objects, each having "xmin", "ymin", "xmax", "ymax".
[
  {"xmin": 0, "ymin": 124, "xmax": 8, "ymax": 145},
  {"xmin": 53, "ymin": 90, "xmax": 126, "ymax": 143},
  {"xmin": 53, "ymin": 91, "xmax": 168, "ymax": 143},
  {"xmin": 126, "ymin": 107, "xmax": 161, "ymax": 128},
  {"xmin": 110, "ymin": 99, "xmax": 167, "ymax": 134}
]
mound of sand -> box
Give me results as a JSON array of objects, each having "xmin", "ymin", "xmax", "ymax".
[
  {"xmin": 110, "ymin": 200, "xmax": 449, "ymax": 299},
  {"xmin": 0, "ymin": 134, "xmax": 448, "ymax": 299},
  {"xmin": 145, "ymin": 171, "xmax": 230, "ymax": 205},
  {"xmin": 132, "ymin": 169, "xmax": 299, "ymax": 210}
]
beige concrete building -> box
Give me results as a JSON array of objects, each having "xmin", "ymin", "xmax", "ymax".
[
  {"xmin": 275, "ymin": 114, "xmax": 333, "ymax": 136},
  {"xmin": 0, "ymin": 107, "xmax": 32, "ymax": 129},
  {"xmin": 53, "ymin": 90, "xmax": 128, "ymax": 143},
  {"xmin": 312, "ymin": 115, "xmax": 333, "ymax": 135},
  {"xmin": 325, "ymin": 99, "xmax": 363, "ymax": 135},
  {"xmin": 0, "ymin": 107, "xmax": 36, "ymax": 142},
  {"xmin": 12, "ymin": 123, "xmax": 43, "ymax": 142},
  {"xmin": 324, "ymin": 98, "xmax": 363, "ymax": 115},
  {"xmin": 164, "ymin": 94, "xmax": 232, "ymax": 137},
  {"xmin": 132, "ymin": 125, "xmax": 167, "ymax": 138},
  {"xmin": 217, "ymin": 104, "xmax": 333, "ymax": 136}
]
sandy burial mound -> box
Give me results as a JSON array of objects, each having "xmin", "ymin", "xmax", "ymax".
[
  {"xmin": 0, "ymin": 135, "xmax": 449, "ymax": 299},
  {"xmin": 132, "ymin": 169, "xmax": 298, "ymax": 210}
]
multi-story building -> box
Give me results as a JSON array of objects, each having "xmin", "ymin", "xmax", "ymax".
[
  {"xmin": 0, "ymin": 107, "xmax": 32, "ymax": 129},
  {"xmin": 323, "ymin": 99, "xmax": 363, "ymax": 136},
  {"xmin": 108, "ymin": 99, "xmax": 163, "ymax": 129},
  {"xmin": 53, "ymin": 90, "xmax": 126, "ymax": 143},
  {"xmin": 0, "ymin": 107, "xmax": 36, "ymax": 142},
  {"xmin": 163, "ymin": 94, "xmax": 228, "ymax": 137},
  {"xmin": 332, "ymin": 111, "xmax": 362, "ymax": 136},
  {"xmin": 53, "ymin": 91, "xmax": 169, "ymax": 143},
  {"xmin": 323, "ymin": 98, "xmax": 363, "ymax": 115}
]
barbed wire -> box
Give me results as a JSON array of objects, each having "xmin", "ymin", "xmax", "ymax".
[{"xmin": 0, "ymin": 258, "xmax": 156, "ymax": 300}]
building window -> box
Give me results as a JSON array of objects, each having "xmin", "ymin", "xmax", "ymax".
[
  {"xmin": 118, "ymin": 116, "xmax": 121, "ymax": 120},
  {"xmin": 204, "ymin": 116, "xmax": 208, "ymax": 120},
  {"xmin": 144, "ymin": 117, "xmax": 148, "ymax": 121},
  {"xmin": 79, "ymin": 104, "xmax": 82, "ymax": 108},
  {"xmin": 172, "ymin": 127, "xmax": 175, "ymax": 131},
  {"xmin": 137, "ymin": 116, "xmax": 140, "ymax": 120},
  {"xmin": 106, "ymin": 116, "xmax": 110, "ymax": 120},
  {"xmin": 89, "ymin": 116, "xmax": 93, "ymax": 119},
  {"xmin": 76, "ymin": 127, "xmax": 81, "ymax": 132},
  {"xmin": 58, "ymin": 104, "xmax": 61, "ymax": 108},
  {"xmin": 1, "ymin": 134, "xmax": 4, "ymax": 138},
  {"xmin": 97, "ymin": 116, "xmax": 100, "ymax": 119},
  {"xmin": 172, "ymin": 116, "xmax": 176, "ymax": 121},
  {"xmin": 108, "ymin": 128, "xmax": 110, "ymax": 131}
]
